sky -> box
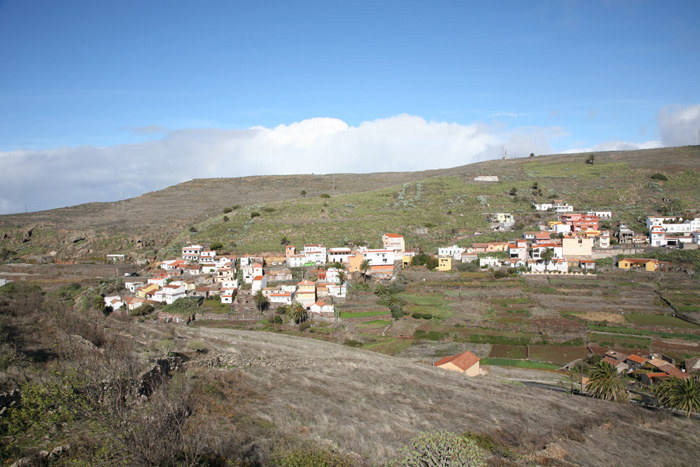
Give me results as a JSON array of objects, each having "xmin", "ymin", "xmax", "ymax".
[{"xmin": 1, "ymin": 0, "xmax": 699, "ymax": 215}]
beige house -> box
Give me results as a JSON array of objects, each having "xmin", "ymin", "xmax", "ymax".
[
  {"xmin": 434, "ymin": 351, "xmax": 480, "ymax": 376},
  {"xmin": 382, "ymin": 233, "xmax": 405, "ymax": 256},
  {"xmin": 562, "ymin": 236, "xmax": 593, "ymax": 257}
]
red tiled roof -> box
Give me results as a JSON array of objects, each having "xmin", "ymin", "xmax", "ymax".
[
  {"xmin": 626, "ymin": 354, "xmax": 648, "ymax": 365},
  {"xmin": 659, "ymin": 363, "xmax": 690, "ymax": 379},
  {"xmin": 253, "ymin": 275, "xmax": 264, "ymax": 281},
  {"xmin": 384, "ymin": 233, "xmax": 403, "ymax": 238},
  {"xmin": 435, "ymin": 351, "xmax": 480, "ymax": 372}
]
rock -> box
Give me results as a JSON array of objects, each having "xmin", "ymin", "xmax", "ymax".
[{"xmin": 66, "ymin": 232, "xmax": 87, "ymax": 244}]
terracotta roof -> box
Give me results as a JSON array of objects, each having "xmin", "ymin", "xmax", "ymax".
[
  {"xmin": 647, "ymin": 358, "xmax": 667, "ymax": 368},
  {"xmin": 435, "ymin": 351, "xmax": 480, "ymax": 372},
  {"xmin": 659, "ymin": 363, "xmax": 690, "ymax": 379},
  {"xmin": 602, "ymin": 356, "xmax": 622, "ymax": 367},
  {"xmin": 253, "ymin": 275, "xmax": 264, "ymax": 281},
  {"xmin": 626, "ymin": 354, "xmax": 648, "ymax": 365},
  {"xmin": 384, "ymin": 233, "xmax": 403, "ymax": 238}
]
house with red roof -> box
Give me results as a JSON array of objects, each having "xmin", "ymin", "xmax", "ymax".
[{"xmin": 434, "ymin": 351, "xmax": 480, "ymax": 377}]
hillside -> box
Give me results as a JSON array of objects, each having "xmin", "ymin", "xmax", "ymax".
[{"xmin": 0, "ymin": 145, "xmax": 699, "ymax": 261}]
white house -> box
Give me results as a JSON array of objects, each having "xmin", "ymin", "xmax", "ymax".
[
  {"xmin": 269, "ymin": 291, "xmax": 294, "ymax": 306},
  {"xmin": 104, "ymin": 295, "xmax": 124, "ymax": 310},
  {"xmin": 221, "ymin": 290, "xmax": 235, "ymax": 304},
  {"xmin": 309, "ymin": 301, "xmax": 335, "ymax": 314},
  {"xmin": 650, "ymin": 226, "xmax": 667, "ymax": 247},
  {"xmin": 287, "ymin": 254, "xmax": 306, "ymax": 268},
  {"xmin": 438, "ymin": 245, "xmax": 466, "ymax": 259},
  {"xmin": 553, "ymin": 200, "xmax": 574, "ymax": 213},
  {"xmin": 531, "ymin": 243, "xmax": 563, "ymax": 260},
  {"xmin": 252, "ymin": 275, "xmax": 268, "ymax": 293},
  {"xmin": 646, "ymin": 216, "xmax": 700, "ymax": 234},
  {"xmin": 182, "ymin": 244, "xmax": 203, "ymax": 261},
  {"xmin": 479, "ymin": 256, "xmax": 501, "ymax": 268},
  {"xmin": 325, "ymin": 267, "xmax": 342, "ymax": 284},
  {"xmin": 361, "ymin": 248, "xmax": 394, "ymax": 266},
  {"xmin": 507, "ymin": 240, "xmax": 528, "ymax": 261},
  {"xmin": 328, "ymin": 282, "xmax": 348, "ymax": 298},
  {"xmin": 328, "ymin": 247, "xmax": 353, "ymax": 264},
  {"xmin": 125, "ymin": 281, "xmax": 146, "ymax": 293},
  {"xmin": 147, "ymin": 277, "xmax": 167, "ymax": 287},
  {"xmin": 201, "ymin": 264, "xmax": 217, "ymax": 274},
  {"xmin": 533, "ymin": 202, "xmax": 554, "ymax": 211},
  {"xmin": 598, "ymin": 231, "xmax": 611, "ymax": 249},
  {"xmin": 220, "ymin": 279, "xmax": 239, "ymax": 290},
  {"xmin": 552, "ymin": 223, "xmax": 572, "ymax": 235},
  {"xmin": 303, "ymin": 244, "xmax": 327, "ymax": 265},
  {"xmin": 587, "ymin": 211, "xmax": 612, "ymax": 219},
  {"xmin": 382, "ymin": 233, "xmax": 405, "ymax": 256},
  {"xmin": 154, "ymin": 284, "xmax": 186, "ymax": 304}
]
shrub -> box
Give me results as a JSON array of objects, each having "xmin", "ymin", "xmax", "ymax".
[
  {"xmin": 270, "ymin": 443, "xmax": 353, "ymax": 466},
  {"xmin": 189, "ymin": 226, "xmax": 197, "ymax": 233},
  {"xmin": 223, "ymin": 207, "xmax": 232, "ymax": 213},
  {"xmin": 222, "ymin": 215, "xmax": 229, "ymax": 222},
  {"xmin": 320, "ymin": 193, "xmax": 331, "ymax": 198},
  {"xmin": 130, "ymin": 304, "xmax": 154, "ymax": 316},
  {"xmin": 263, "ymin": 207, "xmax": 276, "ymax": 213},
  {"xmin": 412, "ymin": 312, "xmax": 424, "ymax": 319},
  {"xmin": 298, "ymin": 321, "xmax": 311, "ymax": 332},
  {"xmin": 651, "ymin": 173, "xmax": 668, "ymax": 181},
  {"xmin": 387, "ymin": 431, "xmax": 486, "ymax": 467},
  {"xmin": 250, "ymin": 212, "xmax": 260, "ymax": 219},
  {"xmin": 231, "ymin": 204, "xmax": 240, "ymax": 210},
  {"xmin": 209, "ymin": 242, "xmax": 223, "ymax": 250},
  {"xmin": 272, "ymin": 315, "xmax": 283, "ymax": 324},
  {"xmin": 186, "ymin": 340, "xmax": 208, "ymax": 353},
  {"xmin": 343, "ymin": 340, "xmax": 363, "ymax": 348}
]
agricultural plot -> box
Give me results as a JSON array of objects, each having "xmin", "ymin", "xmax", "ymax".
[
  {"xmin": 489, "ymin": 344, "xmax": 528, "ymax": 359},
  {"xmin": 625, "ymin": 313, "xmax": 700, "ymax": 329},
  {"xmin": 528, "ymin": 345, "xmax": 589, "ymax": 365}
]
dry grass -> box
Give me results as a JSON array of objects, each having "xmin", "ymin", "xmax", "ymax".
[
  {"xmin": 165, "ymin": 325, "xmax": 700, "ymax": 466},
  {"xmin": 573, "ymin": 311, "xmax": 627, "ymax": 324}
]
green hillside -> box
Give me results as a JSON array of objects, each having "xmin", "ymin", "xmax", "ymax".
[{"xmin": 171, "ymin": 155, "xmax": 700, "ymax": 256}]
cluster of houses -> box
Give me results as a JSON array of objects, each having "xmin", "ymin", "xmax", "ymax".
[
  {"xmin": 438, "ymin": 204, "xmax": 608, "ymax": 274},
  {"xmin": 104, "ymin": 233, "xmax": 410, "ymax": 319},
  {"xmin": 600, "ymin": 350, "xmax": 696, "ymax": 385}
]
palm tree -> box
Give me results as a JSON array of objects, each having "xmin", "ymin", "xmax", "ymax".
[
  {"xmin": 655, "ymin": 376, "xmax": 700, "ymax": 418},
  {"xmin": 585, "ymin": 361, "xmax": 627, "ymax": 402},
  {"xmin": 360, "ymin": 260, "xmax": 371, "ymax": 282},
  {"xmin": 290, "ymin": 302, "xmax": 307, "ymax": 324},
  {"xmin": 337, "ymin": 270, "xmax": 345, "ymax": 284},
  {"xmin": 253, "ymin": 290, "xmax": 268, "ymax": 313}
]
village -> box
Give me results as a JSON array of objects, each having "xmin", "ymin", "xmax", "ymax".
[
  {"xmin": 103, "ymin": 199, "xmax": 700, "ymax": 320},
  {"xmin": 91, "ymin": 200, "xmax": 700, "ymax": 386}
]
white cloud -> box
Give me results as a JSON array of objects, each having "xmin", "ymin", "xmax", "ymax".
[
  {"xmin": 657, "ymin": 103, "xmax": 700, "ymax": 146},
  {"xmin": 562, "ymin": 139, "xmax": 662, "ymax": 154},
  {"xmin": 0, "ymin": 113, "xmax": 610, "ymax": 214}
]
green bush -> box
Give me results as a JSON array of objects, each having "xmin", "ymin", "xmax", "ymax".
[
  {"xmin": 186, "ymin": 341, "xmax": 208, "ymax": 352},
  {"xmin": 320, "ymin": 193, "xmax": 331, "ymax": 198},
  {"xmin": 209, "ymin": 242, "xmax": 223, "ymax": 251},
  {"xmin": 223, "ymin": 207, "xmax": 232, "ymax": 213},
  {"xmin": 250, "ymin": 211, "xmax": 261, "ymax": 219},
  {"xmin": 387, "ymin": 431, "xmax": 486, "ymax": 467},
  {"xmin": 651, "ymin": 173, "xmax": 668, "ymax": 181},
  {"xmin": 263, "ymin": 207, "xmax": 276, "ymax": 213},
  {"xmin": 270, "ymin": 443, "xmax": 352, "ymax": 466}
]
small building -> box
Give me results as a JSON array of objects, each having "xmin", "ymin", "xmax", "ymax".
[
  {"xmin": 434, "ymin": 351, "xmax": 480, "ymax": 377},
  {"xmin": 437, "ymin": 256, "xmax": 452, "ymax": 272},
  {"xmin": 382, "ymin": 233, "xmax": 405, "ymax": 256},
  {"xmin": 618, "ymin": 258, "xmax": 661, "ymax": 272}
]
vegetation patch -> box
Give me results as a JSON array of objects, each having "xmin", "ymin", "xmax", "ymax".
[
  {"xmin": 340, "ymin": 310, "xmax": 391, "ymax": 318},
  {"xmin": 528, "ymin": 345, "xmax": 589, "ymax": 364},
  {"xmin": 481, "ymin": 358, "xmax": 560, "ymax": 370},
  {"xmin": 489, "ymin": 344, "xmax": 528, "ymax": 359},
  {"xmin": 625, "ymin": 313, "xmax": 700, "ymax": 329}
]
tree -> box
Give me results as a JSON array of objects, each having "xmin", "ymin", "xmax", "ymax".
[
  {"xmin": 290, "ymin": 302, "xmax": 307, "ymax": 324},
  {"xmin": 280, "ymin": 236, "xmax": 290, "ymax": 246},
  {"xmin": 654, "ymin": 376, "xmax": 700, "ymax": 418},
  {"xmin": 509, "ymin": 187, "xmax": 517, "ymax": 196},
  {"xmin": 530, "ymin": 153, "xmax": 535, "ymax": 158},
  {"xmin": 585, "ymin": 361, "xmax": 627, "ymax": 402},
  {"xmin": 253, "ymin": 290, "xmax": 268, "ymax": 313},
  {"xmin": 222, "ymin": 215, "xmax": 229, "ymax": 222},
  {"xmin": 540, "ymin": 248, "xmax": 555, "ymax": 264},
  {"xmin": 586, "ymin": 154, "xmax": 595, "ymax": 165},
  {"xmin": 300, "ymin": 190, "xmax": 307, "ymax": 198},
  {"xmin": 387, "ymin": 431, "xmax": 486, "ymax": 467},
  {"xmin": 360, "ymin": 260, "xmax": 371, "ymax": 282},
  {"xmin": 223, "ymin": 207, "xmax": 232, "ymax": 214},
  {"xmin": 337, "ymin": 271, "xmax": 345, "ymax": 284},
  {"xmin": 209, "ymin": 242, "xmax": 223, "ymax": 251}
]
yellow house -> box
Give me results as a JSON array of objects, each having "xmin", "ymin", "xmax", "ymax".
[
  {"xmin": 295, "ymin": 280, "xmax": 316, "ymax": 304},
  {"xmin": 437, "ymin": 256, "xmax": 452, "ymax": 272},
  {"xmin": 136, "ymin": 283, "xmax": 159, "ymax": 298},
  {"xmin": 402, "ymin": 254, "xmax": 413, "ymax": 268},
  {"xmin": 618, "ymin": 258, "xmax": 659, "ymax": 271},
  {"xmin": 346, "ymin": 253, "xmax": 364, "ymax": 273},
  {"xmin": 435, "ymin": 351, "xmax": 480, "ymax": 377}
]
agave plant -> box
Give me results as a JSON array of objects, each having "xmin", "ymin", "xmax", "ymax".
[
  {"xmin": 655, "ymin": 376, "xmax": 700, "ymax": 418},
  {"xmin": 585, "ymin": 361, "xmax": 628, "ymax": 402}
]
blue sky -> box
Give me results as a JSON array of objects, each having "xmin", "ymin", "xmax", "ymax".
[{"xmin": 1, "ymin": 0, "xmax": 699, "ymax": 214}]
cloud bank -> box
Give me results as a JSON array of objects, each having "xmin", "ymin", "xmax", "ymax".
[
  {"xmin": 1, "ymin": 104, "xmax": 697, "ymax": 215},
  {"xmin": 0, "ymin": 114, "xmax": 558, "ymax": 214}
]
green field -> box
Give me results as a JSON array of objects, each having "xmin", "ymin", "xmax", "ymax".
[
  {"xmin": 528, "ymin": 345, "xmax": 589, "ymax": 364},
  {"xmin": 356, "ymin": 320, "xmax": 392, "ymax": 328},
  {"xmin": 481, "ymin": 358, "xmax": 561, "ymax": 370},
  {"xmin": 340, "ymin": 310, "xmax": 391, "ymax": 318},
  {"xmin": 400, "ymin": 292, "xmax": 453, "ymax": 319},
  {"xmin": 625, "ymin": 313, "xmax": 700, "ymax": 329}
]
